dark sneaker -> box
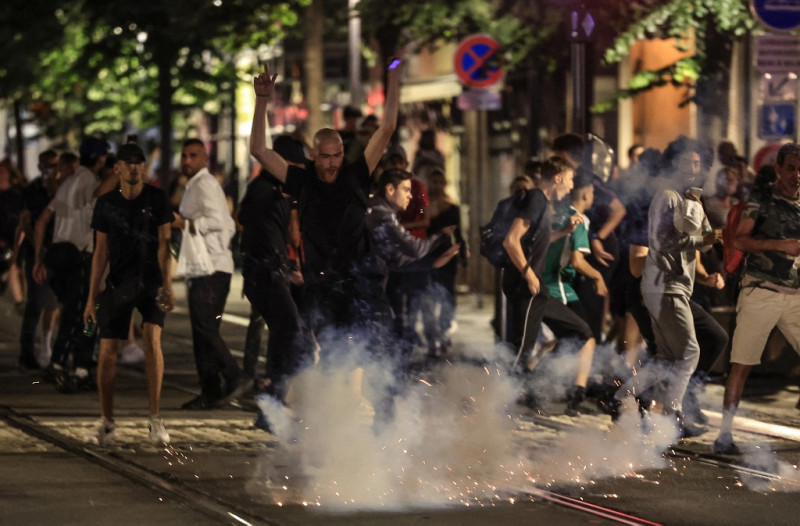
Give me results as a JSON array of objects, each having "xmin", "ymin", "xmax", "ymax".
[
  {"xmin": 180, "ymin": 394, "xmax": 217, "ymax": 410},
  {"xmin": 74, "ymin": 371, "xmax": 97, "ymax": 392},
  {"xmin": 675, "ymin": 411, "xmax": 707, "ymax": 438},
  {"xmin": 55, "ymin": 369, "xmax": 77, "ymax": 394},
  {"xmin": 254, "ymin": 412, "xmax": 273, "ymax": 434},
  {"xmin": 517, "ymin": 392, "xmax": 548, "ymax": 415},
  {"xmin": 41, "ymin": 363, "xmax": 61, "ymax": 384},
  {"xmin": 564, "ymin": 385, "xmax": 586, "ymax": 417},
  {"xmin": 217, "ymin": 377, "xmax": 249, "ymax": 407},
  {"xmin": 689, "ymin": 407, "xmax": 709, "ymax": 426},
  {"xmin": 597, "ymin": 396, "xmax": 622, "ymax": 421},
  {"xmin": 713, "ymin": 432, "xmax": 741, "ymax": 455},
  {"xmin": 18, "ymin": 356, "xmax": 41, "ymax": 371}
]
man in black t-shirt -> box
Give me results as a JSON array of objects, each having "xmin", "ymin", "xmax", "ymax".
[
  {"xmin": 502, "ymin": 157, "xmax": 596, "ymax": 416},
  {"xmin": 240, "ymin": 131, "xmax": 315, "ymax": 431},
  {"xmin": 83, "ymin": 143, "xmax": 174, "ymax": 446},
  {"xmin": 249, "ymin": 59, "xmax": 401, "ymax": 332}
]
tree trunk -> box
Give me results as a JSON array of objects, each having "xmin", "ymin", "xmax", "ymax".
[
  {"xmin": 156, "ymin": 50, "xmax": 175, "ymax": 190},
  {"xmin": 304, "ymin": 0, "xmax": 325, "ymax": 136}
]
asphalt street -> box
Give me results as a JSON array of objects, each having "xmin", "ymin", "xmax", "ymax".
[{"xmin": 2, "ymin": 272, "xmax": 800, "ymax": 525}]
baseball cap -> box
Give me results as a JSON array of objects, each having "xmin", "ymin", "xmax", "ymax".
[
  {"xmin": 79, "ymin": 137, "xmax": 109, "ymax": 163},
  {"xmin": 117, "ymin": 143, "xmax": 147, "ymax": 164},
  {"xmin": 272, "ymin": 135, "xmax": 307, "ymax": 165}
]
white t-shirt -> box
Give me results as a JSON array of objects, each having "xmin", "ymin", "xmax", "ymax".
[{"xmin": 48, "ymin": 165, "xmax": 99, "ymax": 252}]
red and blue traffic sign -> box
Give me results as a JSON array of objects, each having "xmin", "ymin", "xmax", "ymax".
[{"xmin": 454, "ymin": 34, "xmax": 504, "ymax": 89}]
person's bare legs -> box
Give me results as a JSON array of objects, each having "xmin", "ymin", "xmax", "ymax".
[
  {"xmin": 97, "ymin": 339, "xmax": 121, "ymax": 421},
  {"xmin": 574, "ymin": 337, "xmax": 596, "ymax": 388},
  {"xmin": 623, "ymin": 312, "xmax": 644, "ymax": 369},
  {"xmin": 718, "ymin": 363, "xmax": 753, "ymax": 437},
  {"xmin": 141, "ymin": 323, "xmax": 164, "ymax": 417}
]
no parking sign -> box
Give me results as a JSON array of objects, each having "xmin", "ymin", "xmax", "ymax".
[{"xmin": 454, "ymin": 34, "xmax": 504, "ymax": 89}]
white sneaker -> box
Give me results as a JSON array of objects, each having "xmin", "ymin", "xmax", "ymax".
[
  {"xmin": 148, "ymin": 416, "xmax": 170, "ymax": 445},
  {"xmin": 119, "ymin": 342, "xmax": 145, "ymax": 364},
  {"xmin": 87, "ymin": 417, "xmax": 116, "ymax": 446}
]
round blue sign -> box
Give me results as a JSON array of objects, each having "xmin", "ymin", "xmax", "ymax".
[{"xmin": 752, "ymin": 0, "xmax": 800, "ymax": 31}]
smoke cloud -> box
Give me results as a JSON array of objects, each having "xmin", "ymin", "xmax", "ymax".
[{"xmin": 255, "ymin": 329, "xmax": 691, "ymax": 511}]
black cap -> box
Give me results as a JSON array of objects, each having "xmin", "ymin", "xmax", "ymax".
[
  {"xmin": 79, "ymin": 136, "xmax": 109, "ymax": 163},
  {"xmin": 273, "ymin": 135, "xmax": 307, "ymax": 165},
  {"xmin": 117, "ymin": 143, "xmax": 147, "ymax": 164}
]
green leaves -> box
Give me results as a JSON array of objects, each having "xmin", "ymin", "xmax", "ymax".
[{"xmin": 3, "ymin": 0, "xmax": 305, "ymax": 143}]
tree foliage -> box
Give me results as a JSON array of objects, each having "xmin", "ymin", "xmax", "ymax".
[
  {"xmin": 0, "ymin": 0, "xmax": 64, "ymax": 102},
  {"xmin": 2, "ymin": 0, "xmax": 308, "ymax": 146}
]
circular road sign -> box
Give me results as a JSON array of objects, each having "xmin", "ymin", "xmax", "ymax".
[
  {"xmin": 454, "ymin": 34, "xmax": 504, "ymax": 89},
  {"xmin": 751, "ymin": 0, "xmax": 800, "ymax": 31}
]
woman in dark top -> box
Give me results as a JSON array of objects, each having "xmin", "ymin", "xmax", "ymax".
[
  {"xmin": 426, "ymin": 168, "xmax": 468, "ymax": 355},
  {"xmin": 0, "ymin": 158, "xmax": 25, "ymax": 302}
]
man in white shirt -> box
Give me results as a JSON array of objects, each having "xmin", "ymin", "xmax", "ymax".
[
  {"xmin": 175, "ymin": 139, "xmax": 241, "ymax": 409},
  {"xmin": 33, "ymin": 136, "xmax": 111, "ymax": 392}
]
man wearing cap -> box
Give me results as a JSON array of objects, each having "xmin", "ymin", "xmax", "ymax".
[
  {"xmin": 83, "ymin": 143, "xmax": 174, "ymax": 445},
  {"xmin": 249, "ymin": 59, "xmax": 401, "ymax": 336},
  {"xmin": 33, "ymin": 136, "xmax": 115, "ymax": 391},
  {"xmin": 175, "ymin": 139, "xmax": 240, "ymax": 410}
]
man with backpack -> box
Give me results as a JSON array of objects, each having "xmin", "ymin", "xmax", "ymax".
[{"xmin": 501, "ymin": 157, "xmax": 596, "ymax": 415}]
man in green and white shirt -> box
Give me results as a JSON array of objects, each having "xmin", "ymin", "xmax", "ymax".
[{"xmin": 543, "ymin": 171, "xmax": 608, "ymax": 312}]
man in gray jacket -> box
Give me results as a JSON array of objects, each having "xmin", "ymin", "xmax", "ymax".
[{"xmin": 614, "ymin": 136, "xmax": 720, "ymax": 437}]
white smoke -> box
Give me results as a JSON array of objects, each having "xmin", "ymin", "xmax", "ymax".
[
  {"xmin": 254, "ymin": 330, "xmax": 692, "ymax": 511},
  {"xmin": 737, "ymin": 444, "xmax": 800, "ymax": 493}
]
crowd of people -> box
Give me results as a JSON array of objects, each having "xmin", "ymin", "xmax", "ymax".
[
  {"xmin": 3, "ymin": 57, "xmax": 800, "ymax": 454},
  {"xmin": 499, "ymin": 133, "xmax": 800, "ymax": 454}
]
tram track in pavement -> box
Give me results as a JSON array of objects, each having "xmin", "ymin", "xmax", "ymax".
[
  {"xmin": 1, "ymin": 389, "xmax": 669, "ymax": 525},
  {"xmin": 0, "ymin": 405, "xmax": 271, "ymax": 526},
  {"xmin": 527, "ymin": 411, "xmax": 800, "ymax": 486}
]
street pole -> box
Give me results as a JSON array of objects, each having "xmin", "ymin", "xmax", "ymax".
[
  {"xmin": 348, "ymin": 0, "xmax": 362, "ymax": 106},
  {"xmin": 565, "ymin": 1, "xmax": 596, "ymax": 135},
  {"xmin": 571, "ymin": 40, "xmax": 587, "ymax": 135}
]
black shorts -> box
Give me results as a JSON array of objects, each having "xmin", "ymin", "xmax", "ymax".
[{"xmin": 97, "ymin": 288, "xmax": 166, "ymax": 339}]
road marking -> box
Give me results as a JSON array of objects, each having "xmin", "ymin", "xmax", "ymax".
[{"xmin": 704, "ymin": 410, "xmax": 800, "ymax": 442}]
